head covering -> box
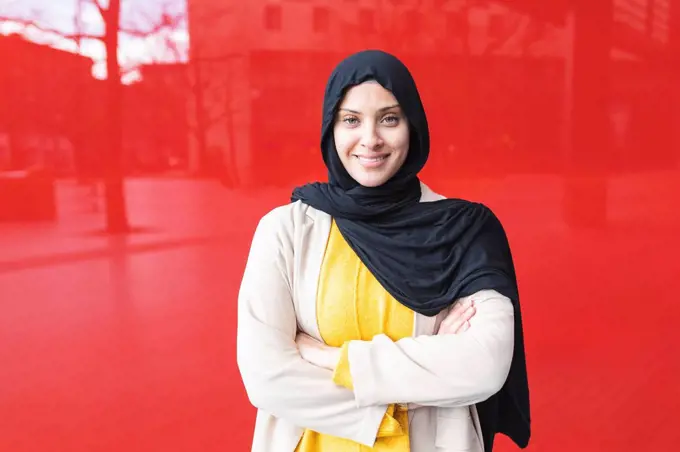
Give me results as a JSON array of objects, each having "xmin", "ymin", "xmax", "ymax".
[{"xmin": 291, "ymin": 49, "xmax": 530, "ymax": 451}]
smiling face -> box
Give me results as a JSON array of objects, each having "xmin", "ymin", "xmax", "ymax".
[{"xmin": 333, "ymin": 81, "xmax": 410, "ymax": 188}]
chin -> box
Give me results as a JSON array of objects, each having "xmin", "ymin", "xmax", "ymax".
[
  {"xmin": 352, "ymin": 171, "xmax": 391, "ymax": 188},
  {"xmin": 357, "ymin": 180, "xmax": 384, "ymax": 188}
]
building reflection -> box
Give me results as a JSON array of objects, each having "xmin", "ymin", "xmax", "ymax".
[
  {"xmin": 184, "ymin": 0, "xmax": 678, "ymax": 195},
  {"xmin": 0, "ymin": 0, "xmax": 677, "ymax": 223}
]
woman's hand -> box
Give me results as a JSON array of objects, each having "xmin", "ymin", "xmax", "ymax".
[
  {"xmin": 437, "ymin": 298, "xmax": 476, "ymax": 335},
  {"xmin": 296, "ymin": 332, "xmax": 341, "ymax": 371}
]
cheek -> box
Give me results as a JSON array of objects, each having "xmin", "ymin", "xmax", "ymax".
[
  {"xmin": 390, "ymin": 128, "xmax": 410, "ymax": 154},
  {"xmin": 333, "ymin": 129, "xmax": 356, "ymax": 157},
  {"xmin": 399, "ymin": 134, "xmax": 410, "ymax": 152}
]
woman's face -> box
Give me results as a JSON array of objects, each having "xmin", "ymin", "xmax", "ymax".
[{"xmin": 333, "ymin": 81, "xmax": 410, "ymax": 187}]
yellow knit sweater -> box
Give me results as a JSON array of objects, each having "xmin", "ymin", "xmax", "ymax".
[{"xmin": 295, "ymin": 221, "xmax": 414, "ymax": 451}]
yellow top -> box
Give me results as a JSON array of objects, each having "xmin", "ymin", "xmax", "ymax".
[{"xmin": 295, "ymin": 221, "xmax": 414, "ymax": 451}]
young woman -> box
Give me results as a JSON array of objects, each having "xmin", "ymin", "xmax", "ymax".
[{"xmin": 237, "ymin": 49, "xmax": 530, "ymax": 452}]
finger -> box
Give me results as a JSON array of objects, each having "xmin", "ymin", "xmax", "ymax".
[
  {"xmin": 457, "ymin": 304, "xmax": 476, "ymax": 321},
  {"xmin": 441, "ymin": 302, "xmax": 475, "ymax": 330},
  {"xmin": 452, "ymin": 298, "xmax": 472, "ymax": 314},
  {"xmin": 441, "ymin": 301, "xmax": 468, "ymax": 327},
  {"xmin": 443, "ymin": 305, "xmax": 463, "ymax": 324},
  {"xmin": 455, "ymin": 306, "xmax": 476, "ymax": 329},
  {"xmin": 465, "ymin": 305, "xmax": 476, "ymax": 318},
  {"xmin": 448, "ymin": 318, "xmax": 472, "ymax": 335},
  {"xmin": 440, "ymin": 315, "xmax": 466, "ymax": 334},
  {"xmin": 441, "ymin": 306, "xmax": 477, "ymax": 335},
  {"xmin": 455, "ymin": 299, "xmax": 475, "ymax": 316},
  {"xmin": 446, "ymin": 316, "xmax": 466, "ymax": 333}
]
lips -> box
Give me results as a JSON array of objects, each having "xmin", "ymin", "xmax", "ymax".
[
  {"xmin": 354, "ymin": 154, "xmax": 390, "ymax": 168},
  {"xmin": 354, "ymin": 155, "xmax": 389, "ymax": 162}
]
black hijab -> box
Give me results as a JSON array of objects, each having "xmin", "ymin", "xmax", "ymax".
[{"xmin": 291, "ymin": 49, "xmax": 530, "ymax": 451}]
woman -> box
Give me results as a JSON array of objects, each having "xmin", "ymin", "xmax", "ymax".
[{"xmin": 237, "ymin": 50, "xmax": 530, "ymax": 452}]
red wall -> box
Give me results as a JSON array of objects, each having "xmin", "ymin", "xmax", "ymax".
[{"xmin": 0, "ymin": 1, "xmax": 679, "ymax": 451}]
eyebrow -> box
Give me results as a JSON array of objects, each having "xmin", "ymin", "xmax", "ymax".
[{"xmin": 338, "ymin": 104, "xmax": 401, "ymax": 114}]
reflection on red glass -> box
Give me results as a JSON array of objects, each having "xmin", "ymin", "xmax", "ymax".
[{"xmin": 0, "ymin": 1, "xmax": 678, "ymax": 451}]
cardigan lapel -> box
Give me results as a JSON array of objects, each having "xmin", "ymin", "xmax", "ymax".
[{"xmin": 293, "ymin": 204, "xmax": 331, "ymax": 342}]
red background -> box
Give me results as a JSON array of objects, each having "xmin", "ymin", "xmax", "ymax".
[{"xmin": 1, "ymin": 0, "xmax": 679, "ymax": 451}]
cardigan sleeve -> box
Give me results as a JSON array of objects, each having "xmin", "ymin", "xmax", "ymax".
[
  {"xmin": 345, "ymin": 289, "xmax": 515, "ymax": 408},
  {"xmin": 236, "ymin": 208, "xmax": 387, "ymax": 447},
  {"xmin": 333, "ymin": 342, "xmax": 407, "ymax": 438}
]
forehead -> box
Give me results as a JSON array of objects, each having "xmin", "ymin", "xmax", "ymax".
[{"xmin": 338, "ymin": 81, "xmax": 400, "ymax": 109}]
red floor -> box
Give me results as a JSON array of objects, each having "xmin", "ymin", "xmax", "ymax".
[{"xmin": 1, "ymin": 177, "xmax": 679, "ymax": 451}]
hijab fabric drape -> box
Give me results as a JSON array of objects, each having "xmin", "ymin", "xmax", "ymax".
[{"xmin": 291, "ymin": 49, "xmax": 530, "ymax": 451}]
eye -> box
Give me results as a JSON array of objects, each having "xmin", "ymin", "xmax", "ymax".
[
  {"xmin": 382, "ymin": 115, "xmax": 400, "ymax": 126},
  {"xmin": 342, "ymin": 116, "xmax": 359, "ymax": 127}
]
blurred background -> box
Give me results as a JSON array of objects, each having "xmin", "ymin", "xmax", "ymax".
[{"xmin": 0, "ymin": 0, "xmax": 678, "ymax": 450}]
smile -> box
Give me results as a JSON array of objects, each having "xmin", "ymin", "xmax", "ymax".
[
  {"xmin": 355, "ymin": 155, "xmax": 388, "ymax": 162},
  {"xmin": 354, "ymin": 154, "xmax": 390, "ymax": 168}
]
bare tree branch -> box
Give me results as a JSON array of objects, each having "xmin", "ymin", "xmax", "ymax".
[
  {"xmin": 186, "ymin": 105, "xmax": 232, "ymax": 143},
  {"xmin": 187, "ymin": 4, "xmax": 234, "ymax": 28},
  {"xmin": 1, "ymin": 2, "xmax": 184, "ymax": 42},
  {"xmin": 482, "ymin": 15, "xmax": 524, "ymax": 55},
  {"xmin": 205, "ymin": 105, "xmax": 232, "ymax": 129},
  {"xmin": 163, "ymin": 35, "xmax": 182, "ymax": 61},
  {"xmin": 86, "ymin": 0, "xmax": 107, "ymax": 21},
  {"xmin": 0, "ymin": 16, "xmax": 103, "ymax": 40},
  {"xmin": 119, "ymin": 2, "xmax": 184, "ymax": 38}
]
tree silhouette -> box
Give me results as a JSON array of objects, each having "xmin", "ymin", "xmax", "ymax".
[
  {"xmin": 0, "ymin": 0, "xmax": 185, "ymax": 233},
  {"xmin": 181, "ymin": 5, "xmax": 243, "ymax": 184}
]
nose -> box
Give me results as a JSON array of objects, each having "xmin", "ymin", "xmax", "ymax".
[{"xmin": 359, "ymin": 124, "xmax": 383, "ymax": 150}]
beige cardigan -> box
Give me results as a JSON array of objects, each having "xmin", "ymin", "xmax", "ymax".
[{"xmin": 236, "ymin": 183, "xmax": 515, "ymax": 452}]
